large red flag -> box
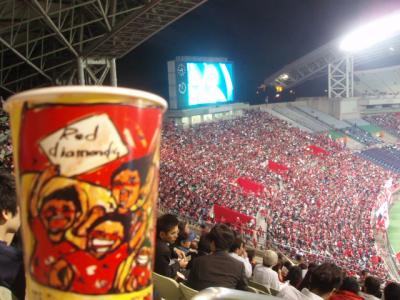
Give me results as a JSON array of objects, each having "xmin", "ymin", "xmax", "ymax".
[
  {"xmin": 236, "ymin": 177, "xmax": 264, "ymax": 194},
  {"xmin": 307, "ymin": 145, "xmax": 329, "ymax": 156},
  {"xmin": 268, "ymin": 160, "xmax": 289, "ymax": 173},
  {"xmin": 213, "ymin": 205, "xmax": 254, "ymax": 225}
]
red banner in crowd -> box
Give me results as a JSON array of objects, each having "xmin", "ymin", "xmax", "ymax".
[
  {"xmin": 268, "ymin": 160, "xmax": 289, "ymax": 173},
  {"xmin": 213, "ymin": 204, "xmax": 254, "ymax": 225},
  {"xmin": 236, "ymin": 177, "xmax": 264, "ymax": 194},
  {"xmin": 307, "ymin": 145, "xmax": 329, "ymax": 156}
]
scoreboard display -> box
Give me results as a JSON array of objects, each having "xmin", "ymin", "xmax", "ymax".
[{"xmin": 168, "ymin": 57, "xmax": 235, "ymax": 109}]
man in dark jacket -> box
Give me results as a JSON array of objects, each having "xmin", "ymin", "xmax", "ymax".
[
  {"xmin": 0, "ymin": 171, "xmax": 25, "ymax": 300},
  {"xmin": 187, "ymin": 224, "xmax": 247, "ymax": 291},
  {"xmin": 154, "ymin": 214, "xmax": 187, "ymax": 278}
]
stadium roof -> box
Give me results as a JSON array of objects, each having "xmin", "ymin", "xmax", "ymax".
[
  {"xmin": 0, "ymin": 0, "xmax": 207, "ymax": 98},
  {"xmin": 262, "ymin": 35, "xmax": 400, "ymax": 90}
]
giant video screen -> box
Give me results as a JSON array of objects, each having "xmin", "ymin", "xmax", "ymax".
[{"xmin": 185, "ymin": 62, "xmax": 234, "ymax": 106}]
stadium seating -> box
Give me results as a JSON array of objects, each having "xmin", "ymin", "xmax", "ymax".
[
  {"xmin": 152, "ymin": 272, "xmax": 182, "ymax": 300},
  {"xmin": 180, "ymin": 282, "xmax": 199, "ymax": 300},
  {"xmin": 160, "ymin": 110, "xmax": 398, "ymax": 280}
]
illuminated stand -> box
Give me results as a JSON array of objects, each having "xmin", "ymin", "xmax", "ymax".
[{"xmin": 167, "ymin": 56, "xmax": 247, "ymax": 127}]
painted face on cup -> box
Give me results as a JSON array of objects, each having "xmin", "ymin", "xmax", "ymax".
[
  {"xmin": 112, "ymin": 169, "xmax": 141, "ymax": 211},
  {"xmin": 87, "ymin": 220, "xmax": 124, "ymax": 257},
  {"xmin": 40, "ymin": 199, "xmax": 78, "ymax": 233}
]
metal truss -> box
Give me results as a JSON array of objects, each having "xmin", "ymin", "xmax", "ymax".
[
  {"xmin": 328, "ymin": 56, "xmax": 354, "ymax": 98},
  {"xmin": 0, "ymin": 0, "xmax": 207, "ymax": 98},
  {"xmin": 262, "ymin": 35, "xmax": 400, "ymax": 97}
]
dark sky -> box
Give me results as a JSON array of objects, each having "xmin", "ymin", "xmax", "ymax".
[{"xmin": 117, "ymin": 0, "xmax": 399, "ymax": 103}]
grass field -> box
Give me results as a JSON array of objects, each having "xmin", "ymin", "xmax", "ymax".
[{"xmin": 388, "ymin": 198, "xmax": 400, "ymax": 254}]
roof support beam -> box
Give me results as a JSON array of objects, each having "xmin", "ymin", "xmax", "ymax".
[
  {"xmin": 28, "ymin": 0, "xmax": 79, "ymax": 57},
  {"xmin": 0, "ymin": 36, "xmax": 52, "ymax": 81}
]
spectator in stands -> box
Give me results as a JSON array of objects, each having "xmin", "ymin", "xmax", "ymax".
[
  {"xmin": 330, "ymin": 277, "xmax": 363, "ymax": 300},
  {"xmin": 200, "ymin": 224, "xmax": 210, "ymax": 237},
  {"xmin": 187, "ymin": 224, "xmax": 247, "ymax": 291},
  {"xmin": 383, "ymin": 282, "xmax": 400, "ymax": 300},
  {"xmin": 187, "ymin": 234, "xmax": 211, "ymax": 270},
  {"xmin": 0, "ymin": 171, "xmax": 25, "ymax": 300},
  {"xmin": 160, "ymin": 110, "xmax": 399, "ymax": 280},
  {"xmin": 253, "ymin": 249, "xmax": 282, "ymax": 291},
  {"xmin": 277, "ymin": 266, "xmax": 303, "ymax": 300},
  {"xmin": 246, "ymin": 248, "xmax": 257, "ymax": 271},
  {"xmin": 229, "ymin": 237, "xmax": 252, "ymax": 278},
  {"xmin": 360, "ymin": 276, "xmax": 382, "ymax": 300},
  {"xmin": 154, "ymin": 214, "xmax": 188, "ymax": 278},
  {"xmin": 300, "ymin": 263, "xmax": 342, "ymax": 300},
  {"xmin": 298, "ymin": 262, "xmax": 318, "ymax": 292},
  {"xmin": 175, "ymin": 231, "xmax": 197, "ymax": 257}
]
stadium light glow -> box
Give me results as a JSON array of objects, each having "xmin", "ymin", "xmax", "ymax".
[
  {"xmin": 340, "ymin": 10, "xmax": 400, "ymax": 52},
  {"xmin": 278, "ymin": 73, "xmax": 289, "ymax": 80}
]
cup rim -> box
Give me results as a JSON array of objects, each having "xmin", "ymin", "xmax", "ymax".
[{"xmin": 5, "ymin": 86, "xmax": 168, "ymax": 111}]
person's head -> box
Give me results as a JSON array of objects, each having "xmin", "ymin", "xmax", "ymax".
[
  {"xmin": 247, "ymin": 248, "xmax": 256, "ymax": 263},
  {"xmin": 309, "ymin": 263, "xmax": 343, "ymax": 299},
  {"xmin": 262, "ymin": 249, "xmax": 278, "ymax": 267},
  {"xmin": 40, "ymin": 185, "xmax": 82, "ymax": 234},
  {"xmin": 363, "ymin": 276, "xmax": 382, "ymax": 298},
  {"xmin": 295, "ymin": 254, "xmax": 304, "ymax": 264},
  {"xmin": 207, "ymin": 224, "xmax": 234, "ymax": 252},
  {"xmin": 177, "ymin": 231, "xmax": 196, "ymax": 249},
  {"xmin": 229, "ymin": 237, "xmax": 244, "ymax": 254},
  {"xmin": 0, "ymin": 171, "xmax": 20, "ymax": 240},
  {"xmin": 384, "ymin": 282, "xmax": 400, "ymax": 300},
  {"xmin": 298, "ymin": 263, "xmax": 319, "ymax": 291},
  {"xmin": 339, "ymin": 277, "xmax": 360, "ymax": 294},
  {"xmin": 197, "ymin": 234, "xmax": 211, "ymax": 254},
  {"xmin": 86, "ymin": 213, "xmax": 130, "ymax": 257},
  {"xmin": 178, "ymin": 221, "xmax": 190, "ymax": 235},
  {"xmin": 111, "ymin": 156, "xmax": 151, "ymax": 211},
  {"xmin": 157, "ymin": 214, "xmax": 179, "ymax": 244},
  {"xmin": 286, "ymin": 266, "xmax": 303, "ymax": 288}
]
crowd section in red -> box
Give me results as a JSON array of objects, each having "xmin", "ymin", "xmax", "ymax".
[
  {"xmin": 159, "ymin": 110, "xmax": 398, "ymax": 279},
  {"xmin": 365, "ymin": 112, "xmax": 400, "ymax": 137}
]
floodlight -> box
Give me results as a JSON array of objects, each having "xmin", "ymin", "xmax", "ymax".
[
  {"xmin": 279, "ymin": 73, "xmax": 289, "ymax": 80},
  {"xmin": 340, "ymin": 10, "xmax": 400, "ymax": 52}
]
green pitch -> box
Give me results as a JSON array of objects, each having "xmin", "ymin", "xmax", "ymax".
[{"xmin": 388, "ymin": 199, "xmax": 400, "ymax": 254}]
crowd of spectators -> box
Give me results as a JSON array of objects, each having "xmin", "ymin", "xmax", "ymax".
[
  {"xmin": 160, "ymin": 109, "xmax": 399, "ymax": 280},
  {"xmin": 343, "ymin": 125, "xmax": 382, "ymax": 146},
  {"xmin": 0, "ymin": 108, "xmax": 13, "ymax": 172},
  {"xmin": 365, "ymin": 113, "xmax": 400, "ymax": 138},
  {"xmin": 154, "ymin": 212, "xmax": 400, "ymax": 299}
]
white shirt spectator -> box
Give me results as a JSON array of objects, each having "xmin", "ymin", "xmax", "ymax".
[
  {"xmin": 229, "ymin": 252, "xmax": 252, "ymax": 278},
  {"xmin": 253, "ymin": 264, "xmax": 281, "ymax": 291},
  {"xmin": 300, "ymin": 288, "xmax": 324, "ymax": 300},
  {"xmin": 278, "ymin": 283, "xmax": 304, "ymax": 300}
]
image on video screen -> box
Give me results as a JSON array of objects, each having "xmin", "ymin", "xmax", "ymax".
[{"xmin": 186, "ymin": 62, "xmax": 234, "ymax": 106}]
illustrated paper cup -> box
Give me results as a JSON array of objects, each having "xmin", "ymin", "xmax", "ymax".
[{"xmin": 5, "ymin": 86, "xmax": 167, "ymax": 300}]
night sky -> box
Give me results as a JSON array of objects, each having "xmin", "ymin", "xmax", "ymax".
[{"xmin": 117, "ymin": 0, "xmax": 399, "ymax": 104}]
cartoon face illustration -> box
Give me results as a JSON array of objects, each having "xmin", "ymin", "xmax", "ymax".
[
  {"xmin": 112, "ymin": 169, "xmax": 141, "ymax": 210},
  {"xmin": 111, "ymin": 156, "xmax": 152, "ymax": 212},
  {"xmin": 39, "ymin": 186, "xmax": 82, "ymax": 234},
  {"xmin": 136, "ymin": 247, "xmax": 151, "ymax": 265},
  {"xmin": 86, "ymin": 214, "xmax": 129, "ymax": 257}
]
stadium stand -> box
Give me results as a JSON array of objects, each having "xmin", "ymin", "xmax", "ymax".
[
  {"xmin": 292, "ymin": 105, "xmax": 349, "ymax": 129},
  {"xmin": 160, "ymin": 109, "xmax": 398, "ymax": 281},
  {"xmin": 365, "ymin": 113, "xmax": 400, "ymax": 138},
  {"xmin": 272, "ymin": 106, "xmax": 330, "ymax": 132},
  {"xmin": 355, "ymin": 65, "xmax": 400, "ymax": 97},
  {"xmin": 359, "ymin": 146, "xmax": 400, "ymax": 173},
  {"xmin": 343, "ymin": 125, "xmax": 383, "ymax": 146}
]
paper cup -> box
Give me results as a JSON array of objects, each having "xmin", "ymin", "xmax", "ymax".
[{"xmin": 5, "ymin": 86, "xmax": 167, "ymax": 299}]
